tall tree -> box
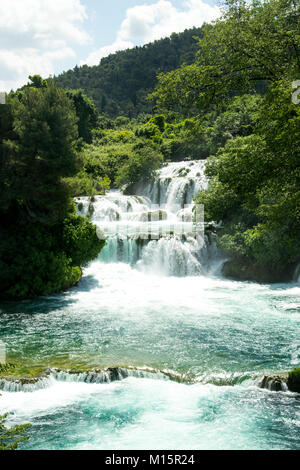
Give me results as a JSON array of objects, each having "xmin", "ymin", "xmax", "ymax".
[
  {"xmin": 1, "ymin": 81, "xmax": 79, "ymax": 224},
  {"xmin": 0, "ymin": 80, "xmax": 104, "ymax": 299},
  {"xmin": 66, "ymin": 89, "xmax": 99, "ymax": 144},
  {"xmin": 152, "ymin": 0, "xmax": 300, "ymax": 114}
]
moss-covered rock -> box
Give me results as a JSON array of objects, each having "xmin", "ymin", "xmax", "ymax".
[
  {"xmin": 0, "ymin": 363, "xmax": 16, "ymax": 375},
  {"xmin": 287, "ymin": 368, "xmax": 300, "ymax": 393},
  {"xmin": 222, "ymin": 258, "xmax": 295, "ymax": 283}
]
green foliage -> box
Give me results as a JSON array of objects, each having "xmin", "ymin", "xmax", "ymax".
[
  {"xmin": 0, "ymin": 210, "xmax": 104, "ymax": 300},
  {"xmin": 137, "ymin": 97, "xmax": 261, "ymax": 162},
  {"xmin": 0, "ymin": 413, "xmax": 31, "ymax": 450},
  {"xmin": 0, "ymin": 80, "xmax": 105, "ymax": 300},
  {"xmin": 150, "ymin": 115, "xmax": 166, "ymax": 133},
  {"xmin": 152, "ymin": 0, "xmax": 300, "ymax": 114},
  {"xmin": 27, "ymin": 74, "xmax": 48, "ymax": 89},
  {"xmin": 61, "ymin": 213, "xmax": 105, "ymax": 267},
  {"xmin": 66, "ymin": 171, "xmax": 110, "ymax": 198},
  {"xmin": 289, "ymin": 368, "xmax": 300, "ymax": 380},
  {"xmin": 66, "ymin": 89, "xmax": 99, "ymax": 144},
  {"xmin": 0, "ymin": 364, "xmax": 16, "ymax": 374},
  {"xmin": 136, "ymin": 122, "xmax": 162, "ymax": 143},
  {"xmin": 54, "ymin": 28, "xmax": 204, "ymax": 117},
  {"xmin": 195, "ymin": 82, "xmax": 300, "ymax": 277},
  {"xmin": 196, "ymin": 178, "xmax": 240, "ymax": 222},
  {"xmin": 80, "ymin": 126, "xmax": 163, "ymax": 189},
  {"xmin": 115, "ymin": 142, "xmax": 163, "ymax": 188},
  {"xmin": 287, "ymin": 368, "xmax": 300, "ymax": 392},
  {"xmin": 207, "ymin": 95, "xmax": 262, "ymax": 155},
  {"xmin": 1, "ymin": 81, "xmax": 79, "ymax": 225}
]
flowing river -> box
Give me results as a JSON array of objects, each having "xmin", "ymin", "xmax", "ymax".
[{"xmin": 0, "ymin": 161, "xmax": 299, "ymax": 450}]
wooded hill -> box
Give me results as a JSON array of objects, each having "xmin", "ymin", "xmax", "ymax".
[{"xmin": 54, "ymin": 27, "xmax": 203, "ymax": 118}]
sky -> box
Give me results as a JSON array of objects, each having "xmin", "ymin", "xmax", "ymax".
[{"xmin": 0, "ymin": 0, "xmax": 221, "ymax": 92}]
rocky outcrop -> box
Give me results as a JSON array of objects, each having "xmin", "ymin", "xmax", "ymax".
[{"xmin": 259, "ymin": 375, "xmax": 288, "ymax": 391}]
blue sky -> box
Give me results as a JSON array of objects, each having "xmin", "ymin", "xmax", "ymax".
[{"xmin": 0, "ymin": 0, "xmax": 220, "ymax": 91}]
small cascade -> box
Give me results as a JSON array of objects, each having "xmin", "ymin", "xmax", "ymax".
[
  {"xmin": 0, "ymin": 367, "xmax": 184, "ymax": 392},
  {"xmin": 137, "ymin": 235, "xmax": 204, "ymax": 276},
  {"xmin": 100, "ymin": 237, "xmax": 142, "ymax": 265},
  {"xmin": 75, "ymin": 161, "xmax": 222, "ymax": 276},
  {"xmin": 0, "ymin": 376, "xmax": 54, "ymax": 393},
  {"xmin": 1, "ymin": 368, "xmax": 280, "ymax": 393},
  {"xmin": 137, "ymin": 160, "xmax": 208, "ymax": 210},
  {"xmin": 258, "ymin": 375, "xmax": 288, "ymax": 392},
  {"xmin": 76, "ymin": 193, "xmax": 151, "ymax": 222}
]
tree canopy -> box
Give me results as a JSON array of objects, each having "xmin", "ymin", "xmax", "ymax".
[
  {"xmin": 0, "ymin": 80, "xmax": 104, "ymax": 299},
  {"xmin": 54, "ymin": 27, "xmax": 204, "ymax": 117},
  {"xmin": 152, "ymin": 0, "xmax": 300, "ymax": 114}
]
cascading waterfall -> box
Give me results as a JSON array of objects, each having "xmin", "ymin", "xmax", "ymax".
[
  {"xmin": 75, "ymin": 160, "xmax": 220, "ymax": 276},
  {"xmin": 135, "ymin": 160, "xmax": 208, "ymax": 209},
  {"xmin": 2, "ymin": 160, "xmax": 300, "ymax": 451}
]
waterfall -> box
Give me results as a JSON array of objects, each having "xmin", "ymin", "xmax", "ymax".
[
  {"xmin": 0, "ymin": 367, "xmax": 184, "ymax": 392},
  {"xmin": 138, "ymin": 160, "xmax": 208, "ymax": 210},
  {"xmin": 293, "ymin": 263, "xmax": 300, "ymax": 283},
  {"xmin": 0, "ymin": 367, "xmax": 260, "ymax": 392},
  {"xmin": 75, "ymin": 160, "xmax": 221, "ymax": 276}
]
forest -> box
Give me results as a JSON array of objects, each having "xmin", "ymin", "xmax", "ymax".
[
  {"xmin": 54, "ymin": 27, "xmax": 203, "ymax": 117},
  {"xmin": 1, "ymin": 0, "xmax": 299, "ymax": 290}
]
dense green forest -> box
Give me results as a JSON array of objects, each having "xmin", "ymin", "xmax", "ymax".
[
  {"xmin": 0, "ymin": 79, "xmax": 105, "ymax": 299},
  {"xmin": 54, "ymin": 27, "xmax": 203, "ymax": 117},
  {"xmin": 0, "ymin": 0, "xmax": 299, "ymax": 300}
]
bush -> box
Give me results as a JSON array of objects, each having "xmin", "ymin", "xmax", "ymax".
[
  {"xmin": 195, "ymin": 84, "xmax": 300, "ymax": 280},
  {"xmin": 62, "ymin": 213, "xmax": 105, "ymax": 267},
  {"xmin": 0, "ymin": 414, "xmax": 31, "ymax": 450},
  {"xmin": 115, "ymin": 142, "xmax": 163, "ymax": 187},
  {"xmin": 0, "ymin": 211, "xmax": 105, "ymax": 300}
]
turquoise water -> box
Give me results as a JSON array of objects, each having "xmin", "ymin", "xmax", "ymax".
[{"xmin": 0, "ymin": 260, "xmax": 300, "ymax": 450}]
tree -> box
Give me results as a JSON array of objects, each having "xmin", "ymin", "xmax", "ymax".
[
  {"xmin": 0, "ymin": 412, "xmax": 31, "ymax": 450},
  {"xmin": 1, "ymin": 81, "xmax": 79, "ymax": 225},
  {"xmin": 66, "ymin": 89, "xmax": 99, "ymax": 144},
  {"xmin": 54, "ymin": 27, "xmax": 204, "ymax": 117},
  {"xmin": 152, "ymin": 0, "xmax": 300, "ymax": 115},
  {"xmin": 195, "ymin": 80, "xmax": 300, "ymax": 281},
  {"xmin": 0, "ymin": 80, "xmax": 105, "ymax": 300}
]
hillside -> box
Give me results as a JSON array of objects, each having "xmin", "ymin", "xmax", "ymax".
[{"xmin": 54, "ymin": 27, "xmax": 203, "ymax": 118}]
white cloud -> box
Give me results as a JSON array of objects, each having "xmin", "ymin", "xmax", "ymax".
[
  {"xmin": 0, "ymin": 0, "xmax": 89, "ymax": 91},
  {"xmin": 83, "ymin": 39, "xmax": 134, "ymax": 68},
  {"xmin": 83, "ymin": 0, "xmax": 220, "ymax": 66}
]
